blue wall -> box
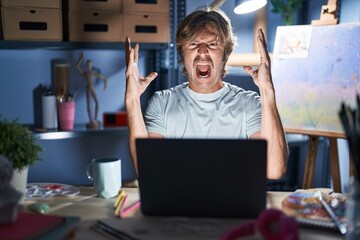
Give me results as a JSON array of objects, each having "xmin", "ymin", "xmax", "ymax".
[{"xmin": 0, "ymin": 0, "xmax": 359, "ymax": 186}]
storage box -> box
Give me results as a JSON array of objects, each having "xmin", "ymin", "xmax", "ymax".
[
  {"xmin": 69, "ymin": 11, "xmax": 122, "ymax": 42},
  {"xmin": 124, "ymin": 0, "xmax": 169, "ymax": 13},
  {"xmin": 123, "ymin": 13, "xmax": 169, "ymax": 43},
  {"xmin": 1, "ymin": 7, "xmax": 62, "ymax": 41},
  {"xmin": 1, "ymin": 0, "xmax": 61, "ymax": 9},
  {"xmin": 103, "ymin": 112, "xmax": 127, "ymax": 127},
  {"xmin": 68, "ymin": 0, "xmax": 123, "ymax": 11}
]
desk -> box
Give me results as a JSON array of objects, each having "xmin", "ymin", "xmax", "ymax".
[{"xmin": 25, "ymin": 187, "xmax": 342, "ymax": 240}]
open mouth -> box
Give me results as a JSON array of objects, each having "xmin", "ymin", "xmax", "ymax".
[{"xmin": 196, "ymin": 64, "xmax": 211, "ymax": 78}]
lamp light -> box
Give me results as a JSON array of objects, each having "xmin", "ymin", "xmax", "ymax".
[{"xmin": 234, "ymin": 0, "xmax": 267, "ymax": 14}]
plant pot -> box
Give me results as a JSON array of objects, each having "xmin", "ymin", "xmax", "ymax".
[{"xmin": 10, "ymin": 167, "xmax": 29, "ymax": 205}]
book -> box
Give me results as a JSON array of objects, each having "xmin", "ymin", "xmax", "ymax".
[{"xmin": 0, "ymin": 211, "xmax": 80, "ymax": 240}]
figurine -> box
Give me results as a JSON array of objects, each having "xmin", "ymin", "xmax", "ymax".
[
  {"xmin": 76, "ymin": 53, "xmax": 108, "ymax": 129},
  {"xmin": 0, "ymin": 155, "xmax": 22, "ymax": 224}
]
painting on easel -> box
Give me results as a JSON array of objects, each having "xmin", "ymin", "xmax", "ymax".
[{"xmin": 272, "ymin": 23, "xmax": 360, "ymax": 136}]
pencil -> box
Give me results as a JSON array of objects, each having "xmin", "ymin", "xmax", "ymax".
[
  {"xmin": 114, "ymin": 193, "xmax": 127, "ymax": 216},
  {"xmin": 114, "ymin": 189, "xmax": 125, "ymax": 208},
  {"xmin": 120, "ymin": 200, "xmax": 141, "ymax": 218},
  {"xmin": 90, "ymin": 224, "xmax": 118, "ymax": 240}
]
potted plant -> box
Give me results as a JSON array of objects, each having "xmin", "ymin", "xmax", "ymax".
[
  {"xmin": 270, "ymin": 0, "xmax": 303, "ymax": 25},
  {"xmin": 0, "ymin": 116, "xmax": 42, "ymax": 203}
]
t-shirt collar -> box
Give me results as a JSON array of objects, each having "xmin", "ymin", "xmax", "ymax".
[{"xmin": 185, "ymin": 82, "xmax": 229, "ymax": 101}]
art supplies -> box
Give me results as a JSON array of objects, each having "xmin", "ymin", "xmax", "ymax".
[{"xmin": 113, "ymin": 189, "xmax": 141, "ymax": 218}]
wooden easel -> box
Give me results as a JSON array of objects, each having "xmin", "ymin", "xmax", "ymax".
[
  {"xmin": 311, "ymin": 0, "xmax": 339, "ymax": 26},
  {"xmin": 286, "ymin": 128, "xmax": 347, "ymax": 193}
]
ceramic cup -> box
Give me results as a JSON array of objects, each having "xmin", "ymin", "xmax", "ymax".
[
  {"xmin": 58, "ymin": 101, "xmax": 75, "ymax": 130},
  {"xmin": 86, "ymin": 157, "xmax": 121, "ymax": 198}
]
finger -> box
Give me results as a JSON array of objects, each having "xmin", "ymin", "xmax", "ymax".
[
  {"xmin": 134, "ymin": 43, "xmax": 139, "ymax": 64},
  {"xmin": 146, "ymin": 72, "xmax": 158, "ymax": 82},
  {"xmin": 257, "ymin": 29, "xmax": 270, "ymax": 61},
  {"xmin": 128, "ymin": 48, "xmax": 136, "ymax": 67},
  {"xmin": 125, "ymin": 36, "xmax": 131, "ymax": 67},
  {"xmin": 243, "ymin": 66, "xmax": 257, "ymax": 78}
]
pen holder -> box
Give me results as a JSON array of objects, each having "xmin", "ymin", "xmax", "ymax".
[
  {"xmin": 58, "ymin": 101, "xmax": 75, "ymax": 131},
  {"xmin": 345, "ymin": 177, "xmax": 360, "ymax": 240}
]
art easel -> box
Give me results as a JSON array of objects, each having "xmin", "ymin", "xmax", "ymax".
[
  {"xmin": 295, "ymin": 0, "xmax": 344, "ymax": 192},
  {"xmin": 285, "ymin": 128, "xmax": 348, "ymax": 193},
  {"xmin": 311, "ymin": 0, "xmax": 339, "ymax": 26}
]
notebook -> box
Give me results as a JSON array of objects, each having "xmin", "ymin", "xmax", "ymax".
[{"xmin": 136, "ymin": 138, "xmax": 268, "ymax": 218}]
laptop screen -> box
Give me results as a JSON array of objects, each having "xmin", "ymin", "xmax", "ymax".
[{"xmin": 136, "ymin": 138, "xmax": 267, "ymax": 218}]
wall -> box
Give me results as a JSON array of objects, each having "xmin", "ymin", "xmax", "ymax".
[{"xmin": 0, "ymin": 48, "xmax": 152, "ymax": 184}]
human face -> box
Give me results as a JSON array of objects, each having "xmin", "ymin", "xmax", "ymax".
[{"xmin": 182, "ymin": 25, "xmax": 226, "ymax": 93}]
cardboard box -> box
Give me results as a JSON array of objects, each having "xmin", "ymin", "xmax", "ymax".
[
  {"xmin": 124, "ymin": 0, "xmax": 169, "ymax": 13},
  {"xmin": 1, "ymin": 0, "xmax": 61, "ymax": 9},
  {"xmin": 68, "ymin": 0, "xmax": 123, "ymax": 11},
  {"xmin": 123, "ymin": 13, "xmax": 169, "ymax": 43},
  {"xmin": 2, "ymin": 7, "xmax": 62, "ymax": 41},
  {"xmin": 69, "ymin": 11, "xmax": 122, "ymax": 42}
]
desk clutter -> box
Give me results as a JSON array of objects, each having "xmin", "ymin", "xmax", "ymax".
[
  {"xmin": 281, "ymin": 188, "xmax": 347, "ymax": 232},
  {"xmin": 0, "ymin": 0, "xmax": 170, "ymax": 42},
  {"xmin": 113, "ymin": 189, "xmax": 141, "ymax": 218},
  {"xmin": 0, "ymin": 186, "xmax": 351, "ymax": 240},
  {"xmin": 25, "ymin": 183, "xmax": 80, "ymax": 200}
]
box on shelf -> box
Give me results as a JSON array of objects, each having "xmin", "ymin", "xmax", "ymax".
[
  {"xmin": 103, "ymin": 112, "xmax": 127, "ymax": 127},
  {"xmin": 124, "ymin": 0, "xmax": 169, "ymax": 13},
  {"xmin": 1, "ymin": 7, "xmax": 62, "ymax": 41},
  {"xmin": 123, "ymin": 13, "xmax": 169, "ymax": 43},
  {"xmin": 69, "ymin": 11, "xmax": 123, "ymax": 42},
  {"xmin": 68, "ymin": 0, "xmax": 123, "ymax": 11},
  {"xmin": 1, "ymin": 0, "xmax": 61, "ymax": 9}
]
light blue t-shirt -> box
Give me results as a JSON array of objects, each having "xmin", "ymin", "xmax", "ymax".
[{"xmin": 144, "ymin": 82, "xmax": 261, "ymax": 139}]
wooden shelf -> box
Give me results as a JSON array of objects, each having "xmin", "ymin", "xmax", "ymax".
[
  {"xmin": 31, "ymin": 124, "xmax": 128, "ymax": 140},
  {"xmin": 0, "ymin": 40, "xmax": 169, "ymax": 50}
]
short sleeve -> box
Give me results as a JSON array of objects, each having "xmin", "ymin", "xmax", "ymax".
[{"xmin": 144, "ymin": 92, "xmax": 167, "ymax": 136}]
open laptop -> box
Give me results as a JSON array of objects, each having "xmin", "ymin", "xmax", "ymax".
[{"xmin": 136, "ymin": 138, "xmax": 267, "ymax": 218}]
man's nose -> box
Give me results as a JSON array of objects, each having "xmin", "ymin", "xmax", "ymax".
[{"xmin": 197, "ymin": 43, "xmax": 209, "ymax": 54}]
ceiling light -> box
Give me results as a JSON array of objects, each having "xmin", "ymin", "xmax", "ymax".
[{"xmin": 234, "ymin": 0, "xmax": 267, "ymax": 14}]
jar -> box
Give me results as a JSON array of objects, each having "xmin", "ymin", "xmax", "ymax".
[{"xmin": 345, "ymin": 177, "xmax": 360, "ymax": 240}]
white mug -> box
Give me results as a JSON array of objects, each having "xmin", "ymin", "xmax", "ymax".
[{"xmin": 86, "ymin": 157, "xmax": 121, "ymax": 198}]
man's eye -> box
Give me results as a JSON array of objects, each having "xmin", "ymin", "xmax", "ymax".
[
  {"xmin": 189, "ymin": 43, "xmax": 198, "ymax": 49},
  {"xmin": 208, "ymin": 42, "xmax": 218, "ymax": 49}
]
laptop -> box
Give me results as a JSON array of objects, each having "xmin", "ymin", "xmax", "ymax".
[{"xmin": 136, "ymin": 138, "xmax": 267, "ymax": 218}]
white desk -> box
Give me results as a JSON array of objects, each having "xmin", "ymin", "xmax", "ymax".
[{"xmin": 24, "ymin": 187, "xmax": 343, "ymax": 240}]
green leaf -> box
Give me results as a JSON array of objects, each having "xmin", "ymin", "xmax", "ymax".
[{"xmin": 0, "ymin": 116, "xmax": 42, "ymax": 170}]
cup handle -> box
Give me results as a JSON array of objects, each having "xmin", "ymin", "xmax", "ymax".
[{"xmin": 86, "ymin": 163, "xmax": 94, "ymax": 181}]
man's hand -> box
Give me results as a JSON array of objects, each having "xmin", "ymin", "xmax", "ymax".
[
  {"xmin": 125, "ymin": 37, "xmax": 158, "ymax": 99},
  {"xmin": 243, "ymin": 29, "xmax": 274, "ymax": 91}
]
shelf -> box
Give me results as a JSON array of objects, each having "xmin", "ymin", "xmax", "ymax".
[
  {"xmin": 0, "ymin": 40, "xmax": 170, "ymax": 50},
  {"xmin": 31, "ymin": 124, "xmax": 128, "ymax": 140}
]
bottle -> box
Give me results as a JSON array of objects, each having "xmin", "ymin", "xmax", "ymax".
[{"xmin": 41, "ymin": 92, "xmax": 58, "ymax": 129}]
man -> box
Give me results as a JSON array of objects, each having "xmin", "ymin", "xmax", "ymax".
[{"xmin": 125, "ymin": 9, "xmax": 288, "ymax": 180}]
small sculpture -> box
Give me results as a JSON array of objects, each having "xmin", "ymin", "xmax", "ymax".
[
  {"xmin": 76, "ymin": 53, "xmax": 108, "ymax": 129},
  {"xmin": 0, "ymin": 155, "xmax": 22, "ymax": 224}
]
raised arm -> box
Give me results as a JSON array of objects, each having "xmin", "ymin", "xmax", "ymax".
[
  {"xmin": 76, "ymin": 53, "xmax": 84, "ymax": 76},
  {"xmin": 95, "ymin": 73, "xmax": 107, "ymax": 90},
  {"xmin": 125, "ymin": 37, "xmax": 158, "ymax": 176},
  {"xmin": 243, "ymin": 29, "xmax": 288, "ymax": 180}
]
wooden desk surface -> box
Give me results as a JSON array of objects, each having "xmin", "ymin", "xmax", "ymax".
[{"xmin": 24, "ymin": 187, "xmax": 343, "ymax": 240}]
